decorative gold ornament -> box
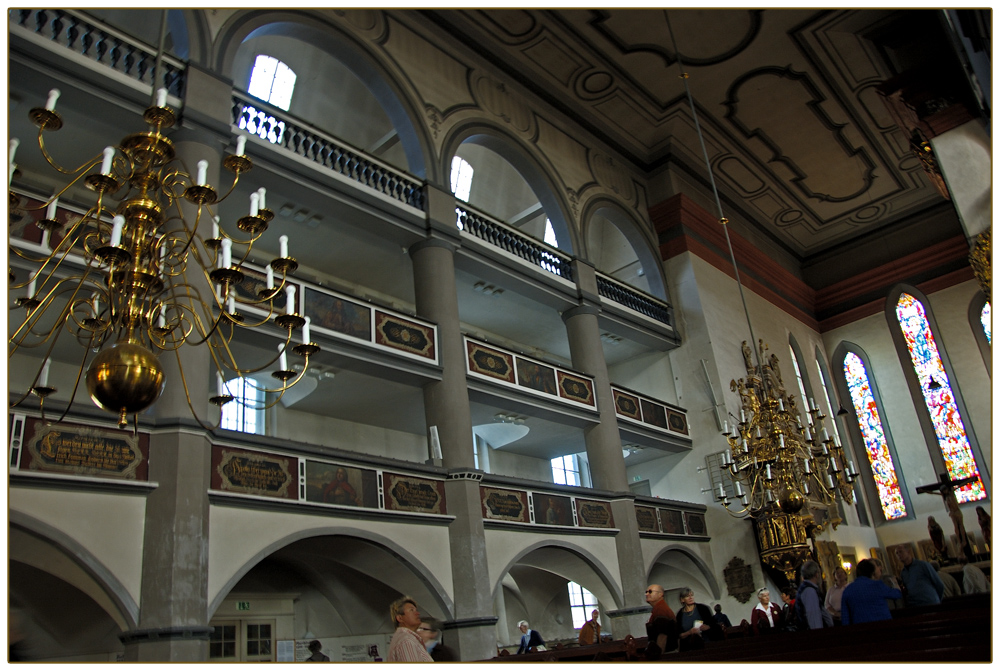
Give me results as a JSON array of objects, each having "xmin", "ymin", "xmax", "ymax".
[
  {"xmin": 9, "ymin": 87, "xmax": 319, "ymax": 429},
  {"xmin": 969, "ymin": 228, "xmax": 990, "ymax": 302}
]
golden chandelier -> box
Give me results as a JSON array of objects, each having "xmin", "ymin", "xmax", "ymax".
[
  {"xmin": 718, "ymin": 338, "xmax": 858, "ymax": 520},
  {"xmin": 9, "ymin": 87, "xmax": 319, "ymax": 429}
]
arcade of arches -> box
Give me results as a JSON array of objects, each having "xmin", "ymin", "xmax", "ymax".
[{"xmin": 7, "ymin": 8, "xmax": 990, "ymax": 662}]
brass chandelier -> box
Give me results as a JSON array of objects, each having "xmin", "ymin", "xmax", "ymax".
[
  {"xmin": 718, "ymin": 339, "xmax": 859, "ymax": 520},
  {"xmin": 9, "ymin": 86, "xmax": 319, "ymax": 429},
  {"xmin": 664, "ymin": 11, "xmax": 857, "ymax": 580}
]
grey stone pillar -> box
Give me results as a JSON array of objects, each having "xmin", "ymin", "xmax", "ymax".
[
  {"xmin": 410, "ymin": 185, "xmax": 496, "ymax": 660},
  {"xmin": 122, "ymin": 65, "xmax": 233, "ymax": 661},
  {"xmin": 561, "ymin": 264, "xmax": 649, "ymax": 638}
]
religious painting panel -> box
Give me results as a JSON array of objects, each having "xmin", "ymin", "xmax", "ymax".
[
  {"xmin": 305, "ymin": 288, "xmax": 371, "ymax": 341},
  {"xmin": 467, "ymin": 341, "xmax": 515, "ymax": 383},
  {"xmin": 684, "ymin": 512, "xmax": 707, "ymax": 536},
  {"xmin": 211, "ymin": 446, "xmax": 296, "ymax": 499},
  {"xmin": 575, "ymin": 499, "xmax": 615, "ymax": 529},
  {"xmin": 613, "ymin": 389, "xmax": 642, "ymax": 420},
  {"xmin": 641, "ymin": 400, "xmax": 668, "ymax": 429},
  {"xmin": 374, "ymin": 311, "xmax": 435, "ymax": 359},
  {"xmin": 659, "ymin": 508, "xmax": 684, "ymax": 535},
  {"xmin": 481, "ymin": 486, "xmax": 529, "ymax": 523},
  {"xmin": 383, "ymin": 473, "xmax": 447, "ymax": 514},
  {"xmin": 304, "ymin": 460, "xmax": 378, "ymax": 508},
  {"xmin": 556, "ymin": 371, "xmax": 595, "ymax": 406},
  {"xmin": 533, "ymin": 492, "xmax": 574, "ymax": 526},
  {"xmin": 515, "ymin": 358, "xmax": 557, "ymax": 396},
  {"xmin": 18, "ymin": 417, "xmax": 148, "ymax": 480},
  {"xmin": 635, "ymin": 505, "xmax": 660, "ymax": 533}
]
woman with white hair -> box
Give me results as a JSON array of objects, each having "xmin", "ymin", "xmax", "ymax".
[
  {"xmin": 751, "ymin": 587, "xmax": 782, "ymax": 635},
  {"xmin": 515, "ymin": 620, "xmax": 545, "ymax": 654}
]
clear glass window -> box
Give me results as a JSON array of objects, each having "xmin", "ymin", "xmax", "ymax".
[
  {"xmin": 567, "ymin": 581, "xmax": 598, "ymax": 629},
  {"xmin": 221, "ymin": 377, "xmax": 265, "ymax": 435},
  {"xmin": 551, "ymin": 454, "xmax": 580, "ymax": 486},
  {"xmin": 248, "ymin": 55, "xmax": 296, "ymax": 111}
]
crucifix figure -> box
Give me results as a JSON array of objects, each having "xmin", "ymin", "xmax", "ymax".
[{"xmin": 916, "ymin": 472, "xmax": 979, "ymax": 562}]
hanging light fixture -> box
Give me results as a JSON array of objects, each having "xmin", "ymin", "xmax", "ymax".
[
  {"xmin": 664, "ymin": 12, "xmax": 856, "ymax": 581},
  {"xmin": 9, "ymin": 85, "xmax": 319, "ymax": 429}
]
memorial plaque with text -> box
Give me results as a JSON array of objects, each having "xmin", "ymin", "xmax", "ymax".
[
  {"xmin": 20, "ymin": 418, "xmax": 148, "ymax": 480},
  {"xmin": 212, "ymin": 446, "xmax": 295, "ymax": 499},
  {"xmin": 383, "ymin": 473, "xmax": 446, "ymax": 514},
  {"xmin": 635, "ymin": 505, "xmax": 660, "ymax": 533},
  {"xmin": 576, "ymin": 499, "xmax": 615, "ymax": 529},
  {"xmin": 481, "ymin": 486, "xmax": 529, "ymax": 523}
]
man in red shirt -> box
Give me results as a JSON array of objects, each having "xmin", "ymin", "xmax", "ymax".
[{"xmin": 645, "ymin": 584, "xmax": 677, "ymax": 657}]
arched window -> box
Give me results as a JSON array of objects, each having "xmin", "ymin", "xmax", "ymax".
[
  {"xmin": 895, "ymin": 292, "xmax": 985, "ymax": 502},
  {"xmin": 818, "ymin": 349, "xmax": 868, "ymax": 526},
  {"xmin": 567, "ymin": 581, "xmax": 598, "ymax": 629},
  {"xmin": 544, "ymin": 219, "xmax": 558, "ymax": 247},
  {"xmin": 450, "ymin": 156, "xmax": 474, "ymax": 202},
  {"xmin": 842, "ymin": 351, "xmax": 907, "ymax": 520},
  {"xmin": 248, "ymin": 55, "xmax": 296, "ymax": 111},
  {"xmin": 981, "ymin": 302, "xmax": 991, "ymax": 344}
]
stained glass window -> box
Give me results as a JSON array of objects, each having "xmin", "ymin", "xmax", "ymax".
[
  {"xmin": 981, "ymin": 302, "xmax": 991, "ymax": 344},
  {"xmin": 896, "ymin": 293, "xmax": 985, "ymax": 502},
  {"xmin": 843, "ymin": 352, "xmax": 907, "ymax": 520}
]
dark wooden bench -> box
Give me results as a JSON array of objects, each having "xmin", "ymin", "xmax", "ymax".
[{"xmin": 484, "ymin": 593, "xmax": 990, "ymax": 662}]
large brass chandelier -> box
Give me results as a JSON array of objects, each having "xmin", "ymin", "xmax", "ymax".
[
  {"xmin": 9, "ymin": 87, "xmax": 319, "ymax": 429},
  {"xmin": 718, "ymin": 339, "xmax": 859, "ymax": 520},
  {"xmin": 664, "ymin": 12, "xmax": 856, "ymax": 581}
]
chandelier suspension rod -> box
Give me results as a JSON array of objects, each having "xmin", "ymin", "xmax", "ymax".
[
  {"xmin": 664, "ymin": 12, "xmax": 765, "ymax": 385},
  {"xmin": 151, "ymin": 9, "xmax": 169, "ymax": 105}
]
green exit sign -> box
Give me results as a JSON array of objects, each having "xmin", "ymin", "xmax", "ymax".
[{"xmin": 237, "ymin": 601, "xmax": 250, "ymax": 611}]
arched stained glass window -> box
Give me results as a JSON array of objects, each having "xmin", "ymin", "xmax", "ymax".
[
  {"xmin": 896, "ymin": 293, "xmax": 985, "ymax": 502},
  {"xmin": 843, "ymin": 352, "xmax": 907, "ymax": 520},
  {"xmin": 981, "ymin": 302, "xmax": 991, "ymax": 344}
]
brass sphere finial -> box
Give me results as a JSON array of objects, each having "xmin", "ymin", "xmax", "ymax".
[{"xmin": 86, "ymin": 342, "xmax": 166, "ymax": 417}]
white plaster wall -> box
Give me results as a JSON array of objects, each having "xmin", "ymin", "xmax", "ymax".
[
  {"xmin": 207, "ymin": 505, "xmax": 454, "ymax": 612},
  {"xmin": 9, "ymin": 486, "xmax": 147, "ymax": 608},
  {"xmin": 271, "ymin": 407, "xmax": 428, "ymax": 462}
]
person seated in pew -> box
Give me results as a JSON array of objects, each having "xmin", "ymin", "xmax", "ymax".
[
  {"xmin": 841, "ymin": 559, "xmax": 902, "ymax": 625},
  {"xmin": 676, "ymin": 587, "xmax": 722, "ymax": 651}
]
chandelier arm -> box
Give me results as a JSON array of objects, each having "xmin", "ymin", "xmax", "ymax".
[
  {"xmin": 9, "ymin": 274, "xmax": 97, "ymax": 348},
  {"xmin": 43, "ymin": 332, "xmax": 99, "ymax": 427},
  {"xmin": 171, "ymin": 346, "xmax": 222, "ymax": 432},
  {"xmin": 35, "ymin": 127, "xmax": 109, "ymax": 176}
]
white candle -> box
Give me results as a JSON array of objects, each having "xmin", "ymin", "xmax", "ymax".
[
  {"xmin": 723, "ymin": 420, "xmax": 729, "ymax": 435},
  {"xmin": 227, "ymin": 294, "xmax": 235, "ymax": 315},
  {"xmin": 822, "ymin": 427, "xmax": 830, "ymax": 442},
  {"xmin": 39, "ymin": 359, "xmax": 51, "ymax": 387},
  {"xmin": 266, "ymin": 265, "xmax": 274, "ymax": 289},
  {"xmin": 221, "ymin": 237, "xmax": 232, "ymax": 268},
  {"xmin": 196, "ymin": 159, "xmax": 208, "ymax": 186},
  {"xmin": 734, "ymin": 482, "xmax": 744, "ymax": 497},
  {"xmin": 157, "ymin": 310, "xmax": 166, "ymax": 328},
  {"xmin": 740, "ymin": 409, "xmax": 746, "ymax": 423},
  {"xmin": 285, "ymin": 285, "xmax": 296, "ymax": 315},
  {"xmin": 847, "ymin": 461, "xmax": 856, "ymax": 477},
  {"xmin": 93, "ymin": 293, "xmax": 100, "ymax": 315},
  {"xmin": 827, "ymin": 473, "xmax": 835, "ymax": 488},
  {"xmin": 279, "ymin": 234, "xmax": 288, "ymax": 258},
  {"xmin": 804, "ymin": 426, "xmax": 812, "ymax": 441},
  {"xmin": 235, "ymin": 135, "xmax": 246, "ymax": 157},
  {"xmin": 156, "ymin": 87, "xmax": 168, "ymax": 108},
  {"xmin": 8, "ymin": 138, "xmax": 18, "ymax": 188},
  {"xmin": 249, "ymin": 192, "xmax": 259, "ymax": 217},
  {"xmin": 212, "ymin": 216, "xmax": 220, "ymax": 240},
  {"xmin": 765, "ymin": 464, "xmax": 772, "ymax": 480},
  {"xmin": 725, "ymin": 449, "xmax": 733, "ymax": 465},
  {"xmin": 46, "ymin": 196, "xmax": 58, "ymax": 221},
  {"xmin": 40, "ymin": 229, "xmax": 50, "ymax": 251},
  {"xmin": 778, "ymin": 398, "xmax": 784, "ymax": 412},
  {"xmin": 804, "ymin": 460, "xmax": 811, "ymax": 474},
  {"xmin": 101, "ymin": 146, "xmax": 115, "ymax": 175},
  {"xmin": 110, "ymin": 215, "xmax": 124, "ymax": 247},
  {"xmin": 717, "ymin": 482, "xmax": 726, "ymax": 499},
  {"xmin": 257, "ymin": 187, "xmax": 266, "ymax": 210},
  {"xmin": 45, "ymin": 88, "xmax": 61, "ymax": 112},
  {"xmin": 810, "ymin": 397, "xmax": 817, "ymax": 410},
  {"xmin": 278, "ymin": 344, "xmax": 288, "ymax": 371},
  {"xmin": 779, "ymin": 434, "xmax": 785, "ymax": 448},
  {"xmin": 302, "ymin": 316, "xmax": 311, "ymax": 344},
  {"xmin": 216, "ymin": 371, "xmax": 225, "ymax": 397}
]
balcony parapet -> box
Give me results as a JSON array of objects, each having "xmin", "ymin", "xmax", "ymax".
[
  {"xmin": 11, "ymin": 9, "xmax": 185, "ymax": 98},
  {"xmin": 479, "ymin": 473, "xmax": 622, "ymax": 535},
  {"xmin": 456, "ymin": 204, "xmax": 574, "ymax": 283},
  {"xmin": 610, "ymin": 384, "xmax": 689, "ymax": 441},
  {"xmin": 632, "ymin": 494, "xmax": 709, "ymax": 540},
  {"xmin": 231, "ymin": 92, "xmax": 426, "ymax": 211},
  {"xmin": 596, "ymin": 271, "xmax": 673, "ymax": 326},
  {"xmin": 464, "ymin": 335, "xmax": 596, "ymax": 412}
]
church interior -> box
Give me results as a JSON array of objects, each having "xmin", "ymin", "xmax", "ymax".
[{"xmin": 7, "ymin": 8, "xmax": 991, "ymax": 662}]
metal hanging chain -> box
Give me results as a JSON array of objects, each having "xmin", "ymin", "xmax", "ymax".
[{"xmin": 663, "ymin": 11, "xmax": 765, "ymax": 383}]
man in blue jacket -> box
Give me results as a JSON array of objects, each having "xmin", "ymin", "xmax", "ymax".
[
  {"xmin": 895, "ymin": 544, "xmax": 945, "ymax": 606},
  {"xmin": 841, "ymin": 559, "xmax": 903, "ymax": 624}
]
